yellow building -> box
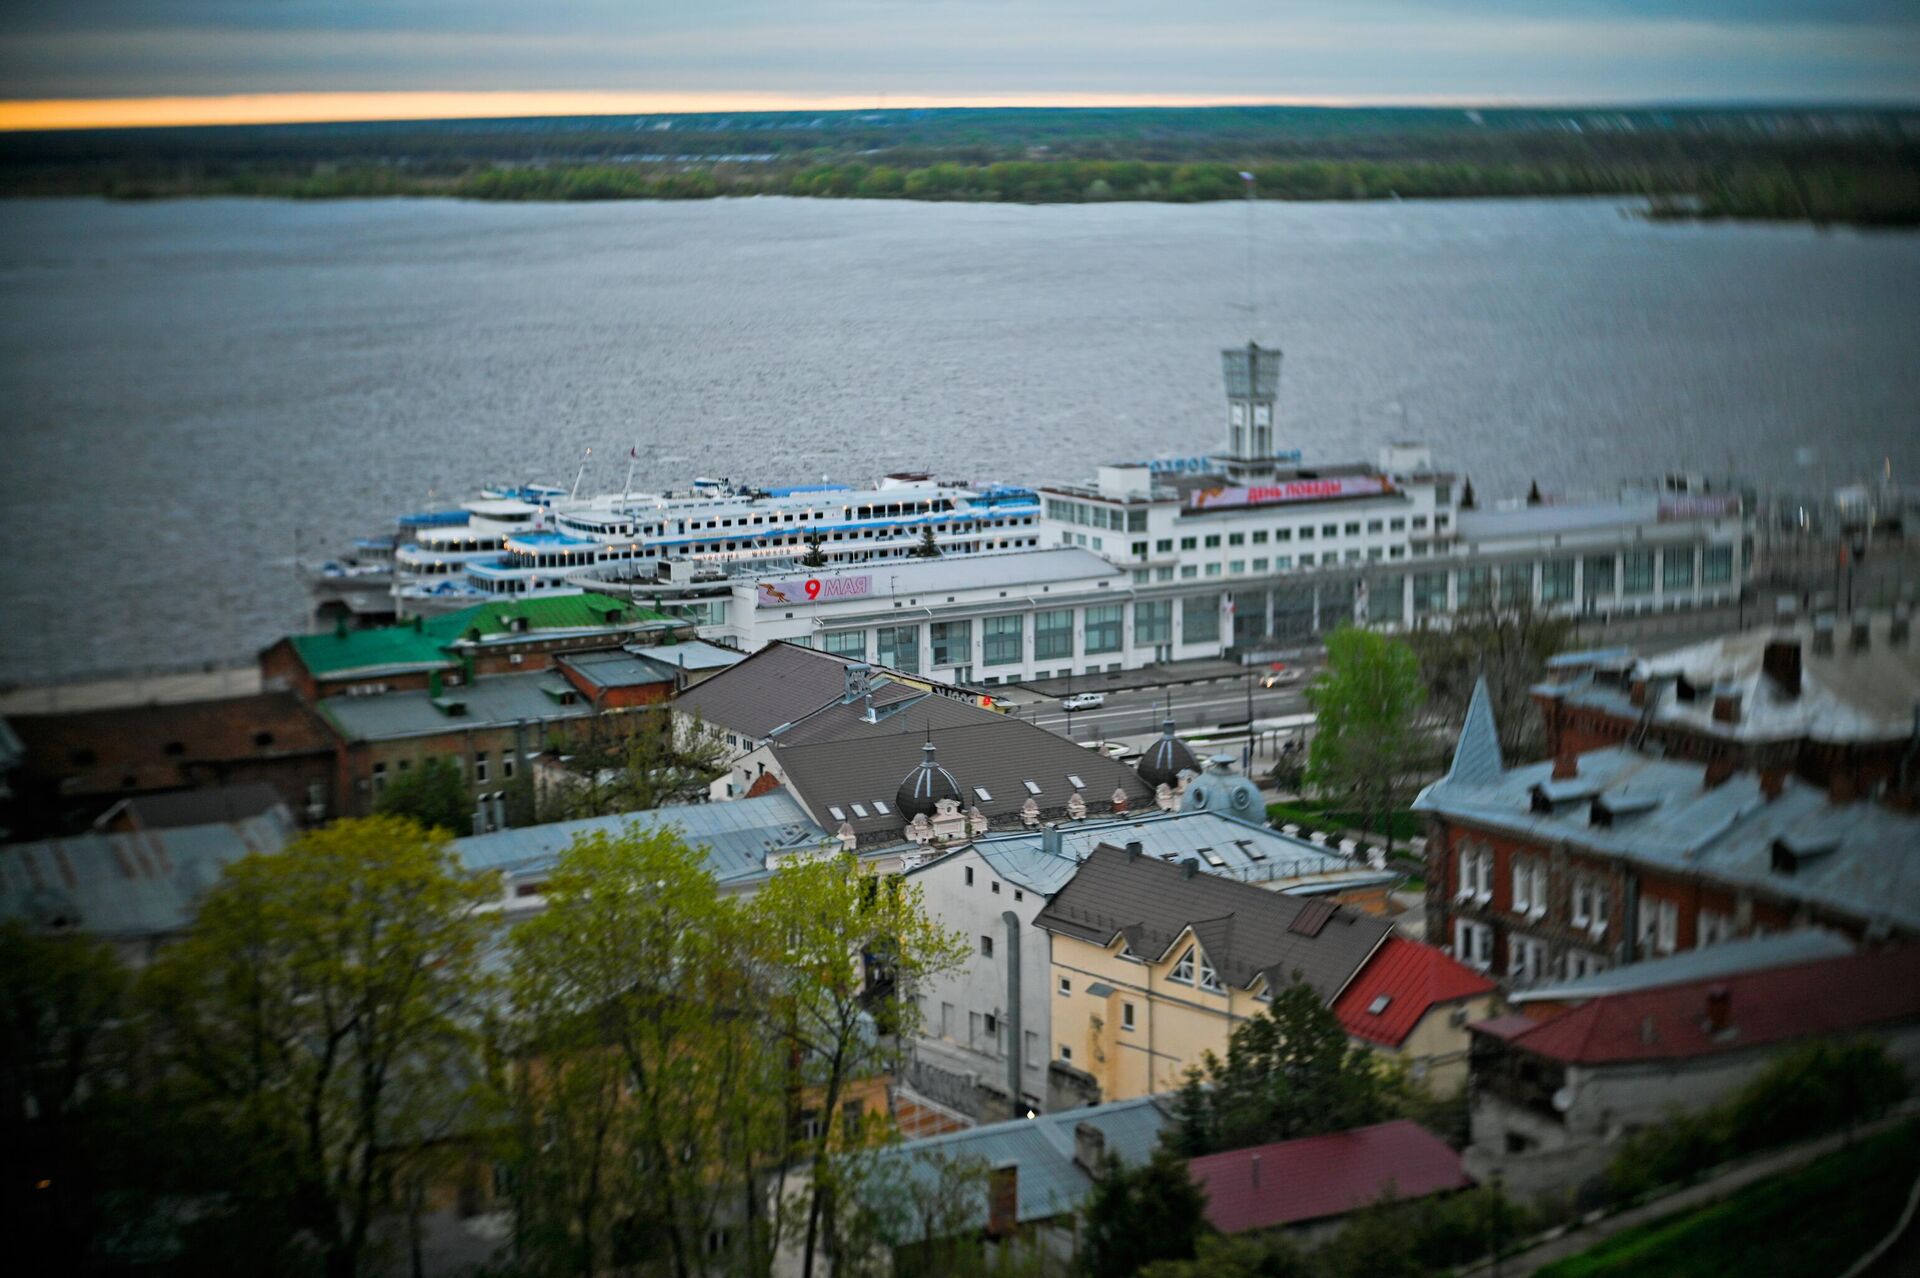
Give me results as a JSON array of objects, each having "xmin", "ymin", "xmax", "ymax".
[{"xmin": 1035, "ymin": 845, "xmax": 1396, "ymax": 1102}]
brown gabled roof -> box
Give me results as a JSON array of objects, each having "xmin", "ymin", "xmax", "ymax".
[
  {"xmin": 772, "ymin": 715, "xmax": 1153, "ymax": 842},
  {"xmin": 670, "ymin": 642, "xmax": 863, "ymax": 740},
  {"xmin": 1033, "ymin": 844, "xmax": 1393, "ymax": 1002}
]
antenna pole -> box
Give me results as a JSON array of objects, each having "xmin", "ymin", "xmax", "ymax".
[
  {"xmin": 571, "ymin": 446, "xmax": 593, "ymax": 502},
  {"xmin": 623, "ymin": 446, "xmax": 637, "ymax": 502}
]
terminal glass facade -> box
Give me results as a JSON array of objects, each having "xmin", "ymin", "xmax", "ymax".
[
  {"xmin": 823, "ymin": 630, "xmax": 866, "ymax": 659},
  {"xmin": 876, "ymin": 624, "xmax": 920, "ymax": 674},
  {"xmin": 982, "ymin": 615, "xmax": 1024, "ymax": 666},
  {"xmin": 1663, "ymin": 548, "xmax": 1697, "ymax": 592},
  {"xmin": 930, "ymin": 620, "xmax": 971, "ymax": 667},
  {"xmin": 1134, "ymin": 600, "xmax": 1172, "ymax": 647},
  {"xmin": 1034, "ymin": 609, "xmax": 1074, "ymax": 661},
  {"xmin": 1623, "ymin": 550, "xmax": 1655, "ymax": 596},
  {"xmin": 1583, "ymin": 554, "xmax": 1615, "ymax": 601},
  {"xmin": 1541, "ymin": 558, "xmax": 1575, "ymax": 606},
  {"xmin": 1703, "ymin": 544, "xmax": 1734, "ymax": 585},
  {"xmin": 1084, "ymin": 604, "xmax": 1124, "ymax": 655},
  {"xmin": 1183, "ymin": 595, "xmax": 1221, "ymax": 644}
]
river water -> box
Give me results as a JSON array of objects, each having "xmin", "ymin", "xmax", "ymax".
[{"xmin": 1, "ymin": 196, "xmax": 1916, "ymax": 681}]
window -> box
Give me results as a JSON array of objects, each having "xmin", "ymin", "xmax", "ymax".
[
  {"xmin": 502, "ymin": 751, "xmax": 517, "ymax": 779},
  {"xmin": 1229, "ymin": 559, "xmax": 1246, "ymax": 574},
  {"xmin": 929, "ymin": 620, "xmax": 971, "ymax": 667},
  {"xmin": 1298, "ymin": 526, "xmax": 1314, "ymax": 540},
  {"xmin": 965, "ymin": 867, "xmax": 974, "ymax": 886},
  {"xmin": 1453, "ymin": 920, "xmax": 1493, "ymax": 970},
  {"xmin": 1366, "ymin": 519, "xmax": 1383, "ymax": 533},
  {"xmin": 372, "ymin": 762, "xmax": 387, "ymax": 793},
  {"xmin": 1180, "ymin": 536, "xmax": 1197, "ymax": 551},
  {"xmin": 991, "ymin": 879, "xmax": 1000, "ymax": 894},
  {"xmin": 1253, "ymin": 558, "xmax": 1268, "ymax": 572},
  {"xmin": 982, "ymin": 614, "xmax": 1023, "ymax": 666},
  {"xmin": 1566, "ymin": 950, "xmax": 1608, "ymax": 980},
  {"xmin": 1228, "ymin": 532, "xmax": 1245, "ymax": 546},
  {"xmin": 1084, "ymin": 604, "xmax": 1123, "ymax": 655},
  {"xmin": 1156, "ymin": 538, "xmax": 1174, "ymax": 553},
  {"xmin": 1500, "ymin": 562, "xmax": 1534, "ymax": 606},
  {"xmin": 1541, "ymin": 558, "xmax": 1575, "ymax": 604},
  {"xmin": 1059, "ymin": 976, "xmax": 1071, "ymax": 995},
  {"xmin": 1134, "ymin": 599, "xmax": 1171, "ymax": 646},
  {"xmin": 1034, "ymin": 609, "xmax": 1074, "ymax": 661},
  {"xmin": 1510, "ymin": 936, "xmax": 1549, "ymax": 985},
  {"xmin": 1204, "ymin": 534, "xmax": 1221, "ymax": 549},
  {"xmin": 1183, "ymin": 595, "xmax": 1222, "ymax": 644},
  {"xmin": 1122, "ymin": 1002, "xmax": 1137, "ymax": 1031},
  {"xmin": 1205, "ymin": 563, "xmax": 1222, "ymax": 577},
  {"xmin": 1390, "ymin": 517, "xmax": 1405, "ymax": 531},
  {"xmin": 1512, "ymin": 856, "xmax": 1546, "ymax": 919},
  {"xmin": 1059, "ymin": 1044, "xmax": 1073, "ymax": 1062},
  {"xmin": 823, "ymin": 630, "xmax": 867, "ymax": 659},
  {"xmin": 1663, "ymin": 548, "xmax": 1697, "ymax": 593},
  {"xmin": 1412, "ymin": 571, "xmax": 1448, "ymax": 616},
  {"xmin": 1371, "ymin": 574, "xmax": 1405, "ymax": 624},
  {"xmin": 1623, "ymin": 549, "xmax": 1655, "ymax": 595},
  {"xmin": 1698, "ymin": 910, "xmax": 1734, "ymax": 947},
  {"xmin": 1275, "ymin": 527, "xmax": 1292, "ymax": 542},
  {"xmin": 1583, "ymin": 554, "xmax": 1616, "ymax": 600},
  {"xmin": 1344, "ymin": 522, "xmax": 1361, "ymax": 535},
  {"xmin": 980, "ymin": 935, "xmax": 994, "ymax": 958},
  {"xmin": 1456, "ymin": 844, "xmax": 1494, "ymax": 904},
  {"xmin": 1703, "ymin": 544, "xmax": 1734, "ymax": 585},
  {"xmin": 1170, "ymin": 946, "xmax": 1196, "ymax": 983},
  {"xmin": 876, "ymin": 624, "xmax": 920, "ymax": 673},
  {"xmin": 1322, "ymin": 524, "xmax": 1338, "ymax": 538},
  {"xmin": 472, "ymin": 751, "xmax": 489, "ymax": 783},
  {"xmin": 1252, "ymin": 530, "xmax": 1268, "ymax": 544},
  {"xmin": 1640, "ymin": 898, "xmax": 1679, "ymax": 956}
]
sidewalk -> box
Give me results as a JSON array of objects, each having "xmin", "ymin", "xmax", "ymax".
[{"xmin": 1460, "ymin": 1106, "xmax": 1919, "ymax": 1277}]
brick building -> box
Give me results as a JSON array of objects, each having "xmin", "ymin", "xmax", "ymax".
[{"xmin": 1415, "ymin": 679, "xmax": 1920, "ymax": 991}]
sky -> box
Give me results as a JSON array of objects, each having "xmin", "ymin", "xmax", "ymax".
[{"xmin": 1, "ymin": 0, "xmax": 1915, "ymax": 129}]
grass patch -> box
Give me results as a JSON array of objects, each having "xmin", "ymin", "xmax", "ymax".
[
  {"xmin": 1266, "ymin": 801, "xmax": 1421, "ymax": 843},
  {"xmin": 1535, "ymin": 1121, "xmax": 1919, "ymax": 1278}
]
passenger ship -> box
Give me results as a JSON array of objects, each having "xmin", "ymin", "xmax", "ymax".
[{"xmin": 312, "ymin": 475, "xmax": 1042, "ymax": 619}]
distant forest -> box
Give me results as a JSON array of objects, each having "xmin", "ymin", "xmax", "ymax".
[{"xmin": 3, "ymin": 104, "xmax": 1915, "ymax": 226}]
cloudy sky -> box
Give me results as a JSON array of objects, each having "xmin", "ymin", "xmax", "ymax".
[{"xmin": 1, "ymin": 1, "xmax": 1915, "ymax": 127}]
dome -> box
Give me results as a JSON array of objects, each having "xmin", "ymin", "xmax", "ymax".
[
  {"xmin": 1181, "ymin": 754, "xmax": 1264, "ymax": 819},
  {"xmin": 896, "ymin": 741, "xmax": 964, "ymax": 820},
  {"xmin": 1137, "ymin": 716, "xmax": 1200, "ymax": 790}
]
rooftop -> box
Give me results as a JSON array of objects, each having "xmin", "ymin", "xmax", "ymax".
[
  {"xmin": 625, "ymin": 640, "xmax": 745, "ymax": 672},
  {"xmin": 1331, "ymin": 937, "xmax": 1497, "ymax": 1048},
  {"xmin": 1509, "ymin": 929, "xmax": 1855, "ymax": 1006},
  {"xmin": 1474, "ymin": 948, "xmax": 1920, "ymax": 1066},
  {"xmin": 1034, "ymin": 844, "xmax": 1394, "ymax": 1002},
  {"xmin": 319, "ymin": 670, "xmax": 596, "ymax": 742},
  {"xmin": 672, "ymin": 641, "xmax": 897, "ymax": 741},
  {"xmin": 749, "ymin": 547, "xmax": 1121, "ymax": 598},
  {"xmin": 1188, "ymin": 1120, "xmax": 1474, "ymax": 1234},
  {"xmin": 862, "ymin": 1095, "xmax": 1171, "ymax": 1229},
  {"xmin": 285, "ymin": 592, "xmax": 677, "ymax": 677},
  {"xmin": 1, "ymin": 802, "xmax": 297, "ymax": 939},
  {"xmin": 557, "ymin": 649, "xmax": 677, "ymax": 691},
  {"xmin": 452, "ymin": 791, "xmax": 827, "ymax": 889}
]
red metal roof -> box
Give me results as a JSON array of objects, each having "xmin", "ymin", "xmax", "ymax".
[
  {"xmin": 1483, "ymin": 948, "xmax": 1920, "ymax": 1066},
  {"xmin": 1331, "ymin": 937, "xmax": 1497, "ymax": 1048},
  {"xmin": 1188, "ymin": 1119, "xmax": 1473, "ymax": 1234}
]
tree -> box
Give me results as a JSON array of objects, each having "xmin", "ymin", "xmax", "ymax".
[
  {"xmin": 1139, "ymin": 1233, "xmax": 1314, "ymax": 1278},
  {"xmin": 503, "ymin": 824, "xmax": 783, "ymax": 1278},
  {"xmin": 540, "ymin": 708, "xmax": 729, "ymax": 821},
  {"xmin": 912, "ymin": 526, "xmax": 940, "ymax": 559},
  {"xmin": 1078, "ymin": 1153, "xmax": 1207, "ymax": 1278},
  {"xmin": 1458, "ymin": 478, "xmax": 1476, "ymax": 510},
  {"xmin": 801, "ymin": 529, "xmax": 828, "ymax": 568},
  {"xmin": 0, "ymin": 923, "xmax": 132, "ymax": 1271},
  {"xmin": 1407, "ymin": 593, "xmax": 1570, "ymax": 762},
  {"xmin": 748, "ymin": 853, "xmax": 970, "ymax": 1278},
  {"xmin": 1304, "ymin": 627, "xmax": 1429, "ymax": 855},
  {"xmin": 143, "ymin": 816, "xmax": 495, "ymax": 1278},
  {"xmin": 1165, "ymin": 981, "xmax": 1398, "ymax": 1157},
  {"xmin": 375, "ymin": 756, "xmax": 471, "ymax": 835},
  {"xmin": 1526, "ymin": 479, "xmax": 1543, "ymax": 506}
]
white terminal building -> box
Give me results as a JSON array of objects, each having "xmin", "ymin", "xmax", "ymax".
[{"xmin": 599, "ymin": 342, "xmax": 1750, "ymax": 683}]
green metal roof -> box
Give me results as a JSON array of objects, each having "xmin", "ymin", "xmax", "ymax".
[{"xmin": 289, "ymin": 593, "xmax": 673, "ymax": 677}]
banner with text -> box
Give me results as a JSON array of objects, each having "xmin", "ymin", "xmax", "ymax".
[
  {"xmin": 1186, "ymin": 475, "xmax": 1395, "ymax": 510},
  {"xmin": 1657, "ymin": 494, "xmax": 1742, "ymax": 522},
  {"xmin": 756, "ymin": 574, "xmax": 875, "ymax": 608}
]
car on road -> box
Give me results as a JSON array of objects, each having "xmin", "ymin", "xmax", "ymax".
[
  {"xmin": 1060, "ymin": 692, "xmax": 1106, "ymax": 711},
  {"xmin": 1261, "ymin": 668, "xmax": 1305, "ymax": 688}
]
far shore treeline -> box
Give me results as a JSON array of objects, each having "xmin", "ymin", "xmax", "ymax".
[{"xmin": 3, "ymin": 104, "xmax": 1916, "ymax": 226}]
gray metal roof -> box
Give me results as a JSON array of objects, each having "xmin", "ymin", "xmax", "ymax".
[
  {"xmin": 672, "ymin": 642, "xmax": 874, "ymax": 740},
  {"xmin": 1414, "ymin": 742, "xmax": 1920, "ymax": 934},
  {"xmin": 1509, "ymin": 929, "xmax": 1855, "ymax": 1004},
  {"xmin": 774, "ymin": 716, "xmax": 1154, "ymax": 842},
  {"xmin": 452, "ymin": 791, "xmax": 827, "ymax": 888},
  {"xmin": 782, "ymin": 547, "xmax": 1119, "ymax": 597},
  {"xmin": 320, "ymin": 671, "xmax": 596, "ymax": 742},
  {"xmin": 1, "ymin": 805, "xmax": 297, "ymax": 939},
  {"xmin": 863, "ymin": 1095, "xmax": 1171, "ymax": 1227},
  {"xmin": 1457, "ymin": 498, "xmax": 1667, "ymax": 541},
  {"xmin": 770, "ymin": 680, "xmax": 963, "ymax": 747},
  {"xmin": 558, "ymin": 650, "xmax": 677, "ymax": 689},
  {"xmin": 1443, "ymin": 677, "xmax": 1505, "ymax": 790},
  {"xmin": 909, "ymin": 810, "xmax": 1384, "ymax": 897},
  {"xmin": 626, "ymin": 640, "xmax": 746, "ymax": 672},
  {"xmin": 1034, "ymin": 844, "xmax": 1394, "ymax": 1001}
]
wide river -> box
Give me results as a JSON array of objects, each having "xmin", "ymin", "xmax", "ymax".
[{"xmin": 2, "ymin": 196, "xmax": 1916, "ymax": 682}]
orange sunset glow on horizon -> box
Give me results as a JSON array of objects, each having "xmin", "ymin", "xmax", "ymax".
[{"xmin": 0, "ymin": 90, "xmax": 1399, "ymax": 133}]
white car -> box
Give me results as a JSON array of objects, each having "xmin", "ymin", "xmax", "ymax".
[
  {"xmin": 1261, "ymin": 668, "xmax": 1305, "ymax": 688},
  {"xmin": 1061, "ymin": 692, "xmax": 1106, "ymax": 711}
]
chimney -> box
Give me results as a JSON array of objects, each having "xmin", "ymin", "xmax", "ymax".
[
  {"xmin": 1553, "ymin": 752, "xmax": 1579, "ymax": 781},
  {"xmin": 1705, "ymin": 984, "xmax": 1732, "ymax": 1034},
  {"xmin": 1812, "ymin": 614, "xmax": 1836, "ymax": 657},
  {"xmin": 1704, "ymin": 757, "xmax": 1736, "ymax": 789},
  {"xmin": 1762, "ymin": 636, "xmax": 1802, "ymax": 698},
  {"xmin": 1041, "ymin": 824, "xmax": 1063, "ymax": 857},
  {"xmin": 1183, "ymin": 859, "xmax": 1200, "ymax": 879},
  {"xmin": 1630, "ymin": 677, "xmax": 1649, "ymax": 708},
  {"xmin": 1711, "ymin": 685, "xmax": 1741, "ymax": 725},
  {"xmin": 1073, "ymin": 1122, "xmax": 1108, "ymax": 1176},
  {"xmin": 986, "ymin": 1165, "xmax": 1018, "ymax": 1238},
  {"xmin": 1851, "ymin": 609, "xmax": 1871, "ymax": 653},
  {"xmin": 1126, "ymin": 840, "xmax": 1144, "ymax": 861},
  {"xmin": 1760, "ymin": 768, "xmax": 1787, "ymax": 801}
]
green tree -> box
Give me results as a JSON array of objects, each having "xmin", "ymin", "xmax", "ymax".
[
  {"xmin": 1139, "ymin": 1233, "xmax": 1314, "ymax": 1278},
  {"xmin": 802, "ymin": 529, "xmax": 828, "ymax": 568},
  {"xmin": 1304, "ymin": 627, "xmax": 1429, "ymax": 855},
  {"xmin": 1166, "ymin": 981, "xmax": 1398, "ymax": 1157},
  {"xmin": 1407, "ymin": 594, "xmax": 1570, "ymax": 762},
  {"xmin": 143, "ymin": 816, "xmax": 495, "ymax": 1278},
  {"xmin": 503, "ymin": 824, "xmax": 783, "ymax": 1278},
  {"xmin": 0, "ymin": 923, "xmax": 133, "ymax": 1271},
  {"xmin": 374, "ymin": 756, "xmax": 471, "ymax": 835},
  {"xmin": 1078, "ymin": 1153, "xmax": 1208, "ymax": 1278},
  {"xmin": 912, "ymin": 526, "xmax": 941, "ymax": 559},
  {"xmin": 542, "ymin": 709, "xmax": 729, "ymax": 821},
  {"xmin": 749, "ymin": 852, "xmax": 970, "ymax": 1278}
]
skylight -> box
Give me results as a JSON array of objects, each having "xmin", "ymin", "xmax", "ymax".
[
  {"xmin": 1023, "ymin": 780, "xmax": 1042, "ymax": 795},
  {"xmin": 1067, "ymin": 774, "xmax": 1085, "ymax": 789},
  {"xmin": 1200, "ymin": 847, "xmax": 1226, "ymax": 867},
  {"xmin": 851, "ymin": 803, "xmax": 869, "ymax": 818},
  {"xmin": 975, "ymin": 786, "xmax": 993, "ymax": 802},
  {"xmin": 873, "ymin": 800, "xmax": 891, "ymax": 815},
  {"xmin": 1367, "ymin": 995, "xmax": 1392, "ymax": 1016},
  {"xmin": 828, "ymin": 806, "xmax": 847, "ymax": 821}
]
